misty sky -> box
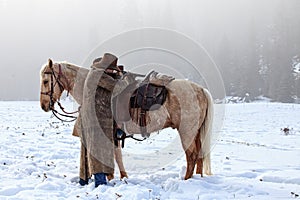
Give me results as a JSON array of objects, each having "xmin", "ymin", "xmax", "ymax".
[{"xmin": 0, "ymin": 0, "xmax": 294, "ymax": 100}]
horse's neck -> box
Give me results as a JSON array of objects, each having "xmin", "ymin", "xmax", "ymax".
[{"xmin": 59, "ymin": 63, "xmax": 89, "ymax": 105}]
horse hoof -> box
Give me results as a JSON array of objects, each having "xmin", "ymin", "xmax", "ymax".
[
  {"xmin": 120, "ymin": 171, "xmax": 128, "ymax": 179},
  {"xmin": 107, "ymin": 173, "xmax": 114, "ymax": 181}
]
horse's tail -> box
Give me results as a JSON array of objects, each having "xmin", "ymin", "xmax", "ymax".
[{"xmin": 200, "ymin": 88, "xmax": 214, "ymax": 175}]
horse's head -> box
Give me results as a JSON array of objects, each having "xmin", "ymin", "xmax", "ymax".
[{"xmin": 40, "ymin": 59, "xmax": 66, "ymax": 112}]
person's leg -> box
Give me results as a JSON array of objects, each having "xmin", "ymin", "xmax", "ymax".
[
  {"xmin": 79, "ymin": 143, "xmax": 89, "ymax": 186},
  {"xmin": 94, "ymin": 173, "xmax": 107, "ymax": 187}
]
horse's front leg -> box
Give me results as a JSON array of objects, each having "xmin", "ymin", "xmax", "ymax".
[{"xmin": 115, "ymin": 141, "xmax": 128, "ymax": 179}]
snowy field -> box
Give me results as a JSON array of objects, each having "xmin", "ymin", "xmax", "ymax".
[{"xmin": 0, "ymin": 101, "xmax": 299, "ymax": 200}]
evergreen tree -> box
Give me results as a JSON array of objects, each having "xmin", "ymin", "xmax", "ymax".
[
  {"xmin": 216, "ymin": 34, "xmax": 237, "ymax": 96},
  {"xmin": 239, "ymin": 19, "xmax": 263, "ymax": 100},
  {"xmin": 263, "ymin": 1, "xmax": 295, "ymax": 102}
]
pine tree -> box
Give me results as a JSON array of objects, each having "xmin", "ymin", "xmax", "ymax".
[
  {"xmin": 263, "ymin": 1, "xmax": 295, "ymax": 102},
  {"xmin": 216, "ymin": 34, "xmax": 237, "ymax": 96}
]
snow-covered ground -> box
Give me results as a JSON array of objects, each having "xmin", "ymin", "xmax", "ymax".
[{"xmin": 0, "ymin": 101, "xmax": 299, "ymax": 200}]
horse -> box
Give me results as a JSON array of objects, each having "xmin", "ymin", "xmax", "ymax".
[{"xmin": 39, "ymin": 59, "xmax": 213, "ymax": 180}]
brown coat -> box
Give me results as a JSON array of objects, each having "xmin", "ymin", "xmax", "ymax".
[
  {"xmin": 72, "ymin": 55, "xmax": 146, "ymax": 181},
  {"xmin": 79, "ymin": 67, "xmax": 118, "ymax": 181}
]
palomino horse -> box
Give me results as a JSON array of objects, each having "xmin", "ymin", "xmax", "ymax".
[{"xmin": 39, "ymin": 59, "xmax": 213, "ymax": 180}]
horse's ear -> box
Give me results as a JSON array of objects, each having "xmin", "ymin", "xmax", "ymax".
[{"xmin": 48, "ymin": 59, "xmax": 53, "ymax": 68}]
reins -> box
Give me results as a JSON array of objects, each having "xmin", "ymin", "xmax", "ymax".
[
  {"xmin": 41, "ymin": 64, "xmax": 79, "ymax": 122},
  {"xmin": 51, "ymin": 109, "xmax": 78, "ymax": 123},
  {"xmin": 51, "ymin": 101, "xmax": 79, "ymax": 123},
  {"xmin": 41, "ymin": 63, "xmax": 149, "ymax": 145}
]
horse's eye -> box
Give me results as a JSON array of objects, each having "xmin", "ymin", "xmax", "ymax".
[{"xmin": 43, "ymin": 80, "xmax": 49, "ymax": 85}]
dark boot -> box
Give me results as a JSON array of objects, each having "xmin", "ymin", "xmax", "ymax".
[
  {"xmin": 94, "ymin": 173, "xmax": 107, "ymax": 187},
  {"xmin": 79, "ymin": 178, "xmax": 88, "ymax": 186}
]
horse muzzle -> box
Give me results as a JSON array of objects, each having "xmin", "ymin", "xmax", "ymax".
[{"xmin": 41, "ymin": 101, "xmax": 53, "ymax": 112}]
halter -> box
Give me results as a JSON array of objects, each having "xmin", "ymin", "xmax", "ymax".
[{"xmin": 41, "ymin": 63, "xmax": 79, "ymax": 122}]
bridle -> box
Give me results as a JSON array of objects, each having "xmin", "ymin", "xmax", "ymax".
[{"xmin": 41, "ymin": 64, "xmax": 79, "ymax": 122}]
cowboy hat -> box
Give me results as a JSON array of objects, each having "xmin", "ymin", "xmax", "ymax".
[{"xmin": 93, "ymin": 53, "xmax": 120, "ymax": 71}]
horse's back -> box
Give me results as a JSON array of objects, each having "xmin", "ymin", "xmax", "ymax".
[
  {"xmin": 166, "ymin": 79, "xmax": 207, "ymax": 102},
  {"xmin": 165, "ymin": 79, "xmax": 208, "ymax": 132}
]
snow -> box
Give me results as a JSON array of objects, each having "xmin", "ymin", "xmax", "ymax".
[
  {"xmin": 294, "ymin": 63, "xmax": 300, "ymax": 74},
  {"xmin": 0, "ymin": 101, "xmax": 300, "ymax": 199}
]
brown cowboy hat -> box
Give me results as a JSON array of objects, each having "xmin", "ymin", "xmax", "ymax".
[
  {"xmin": 93, "ymin": 53, "xmax": 120, "ymax": 71},
  {"xmin": 92, "ymin": 57, "xmax": 102, "ymax": 64}
]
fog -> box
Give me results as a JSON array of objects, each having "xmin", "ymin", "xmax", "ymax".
[{"xmin": 0, "ymin": 0, "xmax": 299, "ymax": 101}]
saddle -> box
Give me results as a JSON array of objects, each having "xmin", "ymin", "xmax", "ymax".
[
  {"xmin": 129, "ymin": 70, "xmax": 172, "ymax": 111},
  {"xmin": 130, "ymin": 83, "xmax": 167, "ymax": 111},
  {"xmin": 113, "ymin": 70, "xmax": 174, "ymax": 139}
]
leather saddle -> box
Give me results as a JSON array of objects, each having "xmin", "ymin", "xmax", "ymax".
[
  {"xmin": 130, "ymin": 83, "xmax": 167, "ymax": 111},
  {"xmin": 114, "ymin": 71, "xmax": 174, "ymax": 121},
  {"xmin": 113, "ymin": 70, "xmax": 174, "ymax": 138}
]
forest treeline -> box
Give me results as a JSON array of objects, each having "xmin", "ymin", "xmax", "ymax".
[{"xmin": 214, "ymin": 2, "xmax": 300, "ymax": 103}]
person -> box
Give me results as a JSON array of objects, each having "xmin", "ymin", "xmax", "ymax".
[{"xmin": 78, "ymin": 53, "xmax": 122, "ymax": 187}]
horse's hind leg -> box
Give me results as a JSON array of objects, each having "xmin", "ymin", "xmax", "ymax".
[
  {"xmin": 184, "ymin": 141, "xmax": 198, "ymax": 180},
  {"xmin": 196, "ymin": 158, "xmax": 203, "ymax": 177},
  {"xmin": 195, "ymin": 132, "xmax": 203, "ymax": 177}
]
